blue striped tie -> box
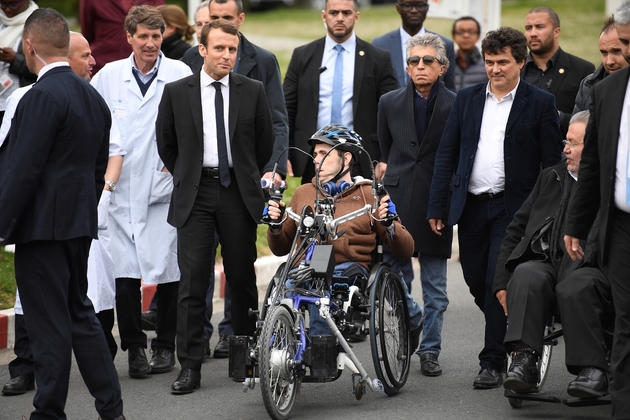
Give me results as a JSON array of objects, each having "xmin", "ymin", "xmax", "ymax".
[{"xmin": 331, "ymin": 44, "xmax": 344, "ymax": 124}]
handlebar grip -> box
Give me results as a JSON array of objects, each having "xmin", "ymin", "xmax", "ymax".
[{"xmin": 261, "ymin": 185, "xmax": 286, "ymax": 224}]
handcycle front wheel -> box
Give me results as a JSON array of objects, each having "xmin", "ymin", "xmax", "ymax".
[
  {"xmin": 369, "ymin": 263, "xmax": 411, "ymax": 396},
  {"xmin": 259, "ymin": 305, "xmax": 298, "ymax": 420}
]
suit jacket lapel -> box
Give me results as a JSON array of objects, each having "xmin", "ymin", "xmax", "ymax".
[
  {"xmin": 389, "ymin": 31, "xmax": 405, "ymax": 86},
  {"xmin": 472, "ymin": 84, "xmax": 486, "ymax": 143},
  {"xmin": 228, "ymin": 72, "xmax": 242, "ymax": 142},
  {"xmin": 548, "ymin": 48, "xmax": 570, "ymax": 95},
  {"xmin": 237, "ymin": 35, "xmax": 256, "ymax": 76},
  {"xmin": 311, "ymin": 38, "xmax": 325, "ymax": 114},
  {"xmin": 188, "ymin": 73, "xmax": 204, "ymax": 150},
  {"xmin": 505, "ymin": 81, "xmax": 528, "ymax": 133},
  {"xmin": 352, "ymin": 37, "xmax": 367, "ymax": 115}
]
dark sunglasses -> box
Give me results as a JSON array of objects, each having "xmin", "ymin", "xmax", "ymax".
[
  {"xmin": 0, "ymin": 0, "xmax": 23, "ymax": 10},
  {"xmin": 407, "ymin": 55, "xmax": 441, "ymax": 67}
]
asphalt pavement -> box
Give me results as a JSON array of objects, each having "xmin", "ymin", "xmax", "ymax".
[{"xmin": 0, "ymin": 258, "xmax": 611, "ymax": 420}]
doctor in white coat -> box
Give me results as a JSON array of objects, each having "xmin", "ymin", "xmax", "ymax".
[{"xmin": 90, "ymin": 5, "xmax": 192, "ymax": 379}]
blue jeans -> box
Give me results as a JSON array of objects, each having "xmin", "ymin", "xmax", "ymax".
[
  {"xmin": 417, "ymin": 253, "xmax": 448, "ymax": 356},
  {"xmin": 289, "ymin": 262, "xmax": 423, "ymax": 336}
]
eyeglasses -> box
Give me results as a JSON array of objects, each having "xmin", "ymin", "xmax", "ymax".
[
  {"xmin": 0, "ymin": 0, "xmax": 22, "ymax": 10},
  {"xmin": 397, "ymin": 2, "xmax": 428, "ymax": 11},
  {"xmin": 454, "ymin": 30, "xmax": 479, "ymax": 36},
  {"xmin": 562, "ymin": 139, "xmax": 583, "ymax": 148},
  {"xmin": 407, "ymin": 55, "xmax": 441, "ymax": 67}
]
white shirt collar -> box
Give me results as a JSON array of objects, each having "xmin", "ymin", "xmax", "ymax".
[
  {"xmin": 201, "ymin": 70, "xmax": 229, "ymax": 87},
  {"xmin": 486, "ymin": 79, "xmax": 520, "ymax": 102},
  {"xmin": 37, "ymin": 61, "xmax": 70, "ymax": 80}
]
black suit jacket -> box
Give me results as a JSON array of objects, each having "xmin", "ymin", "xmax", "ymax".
[
  {"xmin": 522, "ymin": 48, "xmax": 595, "ymax": 133},
  {"xmin": 378, "ymin": 81, "xmax": 455, "ymax": 257},
  {"xmin": 156, "ymin": 71, "xmax": 274, "ymax": 227},
  {"xmin": 283, "ymin": 36, "xmax": 398, "ymax": 176},
  {"xmin": 0, "ymin": 66, "xmax": 110, "ymax": 243},
  {"xmin": 566, "ymin": 66, "xmax": 630, "ymax": 266},
  {"xmin": 428, "ymin": 80, "xmax": 563, "ymax": 225},
  {"xmin": 181, "ymin": 34, "xmax": 289, "ymax": 176}
]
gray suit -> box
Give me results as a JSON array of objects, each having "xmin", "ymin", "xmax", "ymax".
[{"xmin": 372, "ymin": 28, "xmax": 456, "ymax": 91}]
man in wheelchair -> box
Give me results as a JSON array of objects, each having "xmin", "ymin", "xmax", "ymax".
[
  {"xmin": 492, "ymin": 111, "xmax": 614, "ymax": 398},
  {"xmin": 265, "ymin": 124, "xmax": 424, "ymax": 347}
]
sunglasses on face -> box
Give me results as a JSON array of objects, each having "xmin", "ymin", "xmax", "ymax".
[
  {"xmin": 407, "ymin": 55, "xmax": 441, "ymax": 67},
  {"xmin": 0, "ymin": 0, "xmax": 22, "ymax": 10}
]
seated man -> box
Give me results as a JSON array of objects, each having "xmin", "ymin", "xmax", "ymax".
[
  {"xmin": 266, "ymin": 124, "xmax": 424, "ymax": 348},
  {"xmin": 493, "ymin": 111, "xmax": 613, "ymax": 397}
]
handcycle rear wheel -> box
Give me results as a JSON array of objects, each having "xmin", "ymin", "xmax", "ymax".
[
  {"xmin": 369, "ymin": 264, "xmax": 411, "ymax": 396},
  {"xmin": 259, "ymin": 305, "xmax": 298, "ymax": 420}
]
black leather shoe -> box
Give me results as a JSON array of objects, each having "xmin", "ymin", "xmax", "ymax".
[
  {"xmin": 2, "ymin": 375, "xmax": 34, "ymax": 395},
  {"xmin": 214, "ymin": 335, "xmax": 229, "ymax": 359},
  {"xmin": 420, "ymin": 353, "xmax": 442, "ymax": 377},
  {"xmin": 567, "ymin": 366, "xmax": 609, "ymax": 398},
  {"xmin": 149, "ymin": 347, "xmax": 175, "ymax": 374},
  {"xmin": 171, "ymin": 368, "xmax": 201, "ymax": 395},
  {"xmin": 473, "ymin": 368, "xmax": 503, "ymax": 389},
  {"xmin": 141, "ymin": 311, "xmax": 156, "ymax": 331},
  {"xmin": 128, "ymin": 346, "xmax": 151, "ymax": 378},
  {"xmin": 409, "ymin": 323, "xmax": 423, "ymax": 354},
  {"xmin": 503, "ymin": 350, "xmax": 538, "ymax": 393},
  {"xmin": 203, "ymin": 340, "xmax": 211, "ymax": 361}
]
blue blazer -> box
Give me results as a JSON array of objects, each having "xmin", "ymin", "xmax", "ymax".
[
  {"xmin": 427, "ymin": 80, "xmax": 563, "ymax": 225},
  {"xmin": 372, "ymin": 28, "xmax": 456, "ymax": 91}
]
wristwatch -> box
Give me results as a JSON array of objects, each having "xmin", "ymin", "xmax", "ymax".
[{"xmin": 105, "ymin": 180, "xmax": 116, "ymax": 192}]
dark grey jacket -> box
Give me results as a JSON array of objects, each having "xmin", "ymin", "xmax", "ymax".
[
  {"xmin": 572, "ymin": 63, "xmax": 607, "ymax": 116},
  {"xmin": 454, "ymin": 48, "xmax": 487, "ymax": 93}
]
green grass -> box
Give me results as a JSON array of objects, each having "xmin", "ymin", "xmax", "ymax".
[{"xmin": 0, "ymin": 251, "xmax": 16, "ymax": 310}]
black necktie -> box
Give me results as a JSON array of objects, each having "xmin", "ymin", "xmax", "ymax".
[{"xmin": 212, "ymin": 81, "xmax": 231, "ymax": 188}]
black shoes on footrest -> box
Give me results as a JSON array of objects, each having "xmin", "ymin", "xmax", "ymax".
[
  {"xmin": 567, "ymin": 366, "xmax": 609, "ymax": 398},
  {"xmin": 503, "ymin": 348, "xmax": 538, "ymax": 393}
]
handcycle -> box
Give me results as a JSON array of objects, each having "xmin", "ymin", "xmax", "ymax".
[{"xmin": 228, "ymin": 140, "xmax": 413, "ymax": 420}]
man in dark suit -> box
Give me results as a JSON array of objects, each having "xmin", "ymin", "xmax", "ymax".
[
  {"xmin": 494, "ymin": 111, "xmax": 612, "ymax": 397},
  {"xmin": 177, "ymin": 0, "xmax": 289, "ymax": 359},
  {"xmin": 428, "ymin": 27, "xmax": 562, "ymax": 389},
  {"xmin": 156, "ymin": 19, "xmax": 274, "ymax": 395},
  {"xmin": 565, "ymin": 3, "xmax": 630, "ymax": 417},
  {"xmin": 378, "ymin": 33, "xmax": 455, "ymax": 377},
  {"xmin": 372, "ymin": 0, "xmax": 455, "ymax": 91},
  {"xmin": 284, "ymin": 0, "xmax": 397, "ymax": 183},
  {"xmin": 521, "ymin": 6, "xmax": 595, "ymax": 134},
  {"xmin": 0, "ymin": 9, "xmax": 124, "ymax": 419}
]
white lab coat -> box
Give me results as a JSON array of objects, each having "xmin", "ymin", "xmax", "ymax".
[{"xmin": 91, "ymin": 53, "xmax": 192, "ymax": 285}]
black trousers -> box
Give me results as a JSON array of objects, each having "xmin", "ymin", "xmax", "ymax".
[
  {"xmin": 116, "ymin": 278, "xmax": 178, "ymax": 352},
  {"xmin": 176, "ymin": 175, "xmax": 258, "ymax": 371},
  {"xmin": 457, "ymin": 194, "xmax": 510, "ymax": 371},
  {"xmin": 8, "ymin": 314, "xmax": 34, "ymax": 379},
  {"xmin": 607, "ymin": 209, "xmax": 630, "ymax": 419},
  {"xmin": 15, "ymin": 238, "xmax": 122, "ymax": 420}
]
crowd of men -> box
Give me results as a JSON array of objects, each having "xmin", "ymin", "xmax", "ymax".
[{"xmin": 1, "ymin": 0, "xmax": 630, "ymax": 419}]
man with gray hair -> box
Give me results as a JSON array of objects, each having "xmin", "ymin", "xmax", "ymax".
[
  {"xmin": 565, "ymin": 2, "xmax": 630, "ymax": 416},
  {"xmin": 495, "ymin": 111, "xmax": 612, "ymax": 398},
  {"xmin": 377, "ymin": 33, "xmax": 455, "ymax": 377}
]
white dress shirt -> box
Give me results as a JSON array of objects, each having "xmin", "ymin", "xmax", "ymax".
[
  {"xmin": 614, "ymin": 80, "xmax": 630, "ymax": 212},
  {"xmin": 317, "ymin": 33, "xmax": 356, "ymax": 130},
  {"xmin": 468, "ymin": 81, "xmax": 520, "ymax": 195},
  {"xmin": 201, "ymin": 70, "xmax": 233, "ymax": 168}
]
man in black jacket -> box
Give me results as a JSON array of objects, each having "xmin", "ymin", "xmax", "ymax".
[
  {"xmin": 572, "ymin": 16, "xmax": 628, "ymax": 115},
  {"xmin": 493, "ymin": 111, "xmax": 612, "ymax": 398},
  {"xmin": 521, "ymin": 6, "xmax": 595, "ymax": 135}
]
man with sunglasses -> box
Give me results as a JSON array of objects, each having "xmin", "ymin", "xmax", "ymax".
[
  {"xmin": 428, "ymin": 27, "xmax": 562, "ymax": 389},
  {"xmin": 377, "ymin": 33, "xmax": 455, "ymax": 377},
  {"xmin": 372, "ymin": 0, "xmax": 455, "ymax": 90}
]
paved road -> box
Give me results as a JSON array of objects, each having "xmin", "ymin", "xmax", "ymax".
[{"xmin": 0, "ymin": 259, "xmax": 611, "ymax": 419}]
